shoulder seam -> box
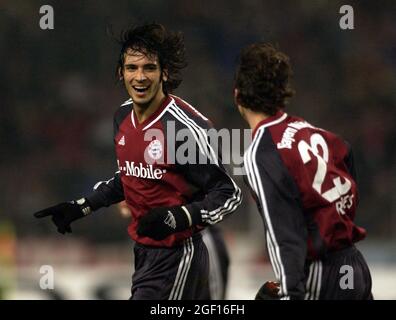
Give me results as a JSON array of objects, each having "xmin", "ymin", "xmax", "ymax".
[{"xmin": 170, "ymin": 94, "xmax": 209, "ymax": 122}]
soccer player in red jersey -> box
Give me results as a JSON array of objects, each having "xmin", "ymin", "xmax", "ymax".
[
  {"xmin": 34, "ymin": 23, "xmax": 241, "ymax": 300},
  {"xmin": 234, "ymin": 43, "xmax": 372, "ymax": 300}
]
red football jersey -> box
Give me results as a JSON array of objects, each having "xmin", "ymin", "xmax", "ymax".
[
  {"xmin": 244, "ymin": 110, "xmax": 366, "ymax": 298},
  {"xmin": 88, "ymin": 95, "xmax": 241, "ymax": 247}
]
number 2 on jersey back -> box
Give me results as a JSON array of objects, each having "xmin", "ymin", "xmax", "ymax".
[{"xmin": 297, "ymin": 133, "xmax": 351, "ymax": 203}]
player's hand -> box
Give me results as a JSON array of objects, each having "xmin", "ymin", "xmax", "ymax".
[
  {"xmin": 34, "ymin": 198, "xmax": 92, "ymax": 234},
  {"xmin": 137, "ymin": 206, "xmax": 192, "ymax": 241},
  {"xmin": 255, "ymin": 281, "xmax": 280, "ymax": 300}
]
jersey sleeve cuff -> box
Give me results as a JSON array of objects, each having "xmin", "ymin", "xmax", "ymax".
[{"xmin": 85, "ymin": 192, "xmax": 106, "ymax": 211}]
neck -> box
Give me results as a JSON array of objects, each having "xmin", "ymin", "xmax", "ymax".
[
  {"xmin": 243, "ymin": 109, "xmax": 270, "ymax": 130},
  {"xmin": 134, "ymin": 92, "xmax": 166, "ymax": 124}
]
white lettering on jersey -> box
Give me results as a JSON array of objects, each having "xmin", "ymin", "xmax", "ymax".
[
  {"xmin": 119, "ymin": 161, "xmax": 165, "ymax": 180},
  {"xmin": 277, "ymin": 121, "xmax": 316, "ymax": 150},
  {"xmin": 298, "ymin": 133, "xmax": 352, "ymax": 204},
  {"xmin": 335, "ymin": 194, "xmax": 354, "ymax": 215}
]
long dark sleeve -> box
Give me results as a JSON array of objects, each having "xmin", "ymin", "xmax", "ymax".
[
  {"xmin": 183, "ymin": 162, "xmax": 242, "ymax": 225},
  {"xmin": 175, "ymin": 127, "xmax": 242, "ymax": 226},
  {"xmin": 85, "ymin": 171, "xmax": 125, "ymax": 211},
  {"xmin": 245, "ymin": 131, "xmax": 307, "ymax": 300}
]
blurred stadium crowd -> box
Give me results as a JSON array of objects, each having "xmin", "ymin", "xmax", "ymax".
[{"xmin": 0, "ymin": 0, "xmax": 395, "ymax": 299}]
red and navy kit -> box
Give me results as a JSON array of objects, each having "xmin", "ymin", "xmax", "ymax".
[
  {"xmin": 244, "ymin": 111, "xmax": 368, "ymax": 299},
  {"xmin": 87, "ymin": 95, "xmax": 241, "ymax": 247}
]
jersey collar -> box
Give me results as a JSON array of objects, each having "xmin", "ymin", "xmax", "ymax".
[
  {"xmin": 131, "ymin": 95, "xmax": 173, "ymax": 130},
  {"xmin": 252, "ymin": 111, "xmax": 288, "ymax": 137}
]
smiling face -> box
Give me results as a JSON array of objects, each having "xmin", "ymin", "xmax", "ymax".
[{"xmin": 121, "ymin": 49, "xmax": 168, "ymax": 110}]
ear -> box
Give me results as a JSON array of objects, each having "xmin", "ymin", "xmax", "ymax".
[
  {"xmin": 162, "ymin": 69, "xmax": 168, "ymax": 82},
  {"xmin": 118, "ymin": 67, "xmax": 123, "ymax": 80},
  {"xmin": 233, "ymin": 88, "xmax": 240, "ymax": 106},
  {"xmin": 234, "ymin": 88, "xmax": 246, "ymax": 118}
]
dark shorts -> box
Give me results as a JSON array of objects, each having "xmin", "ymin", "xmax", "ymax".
[
  {"xmin": 304, "ymin": 246, "xmax": 373, "ymax": 300},
  {"xmin": 130, "ymin": 233, "xmax": 210, "ymax": 300}
]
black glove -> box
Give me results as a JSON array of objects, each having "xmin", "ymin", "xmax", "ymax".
[
  {"xmin": 137, "ymin": 206, "xmax": 193, "ymax": 241},
  {"xmin": 255, "ymin": 281, "xmax": 280, "ymax": 300},
  {"xmin": 34, "ymin": 198, "xmax": 92, "ymax": 234}
]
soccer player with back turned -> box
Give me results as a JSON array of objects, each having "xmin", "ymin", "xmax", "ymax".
[{"xmin": 234, "ymin": 43, "xmax": 372, "ymax": 300}]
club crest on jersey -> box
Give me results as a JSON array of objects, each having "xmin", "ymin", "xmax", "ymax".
[{"xmin": 147, "ymin": 139, "xmax": 163, "ymax": 160}]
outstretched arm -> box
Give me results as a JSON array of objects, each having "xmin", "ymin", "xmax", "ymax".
[{"xmin": 34, "ymin": 170, "xmax": 125, "ymax": 234}]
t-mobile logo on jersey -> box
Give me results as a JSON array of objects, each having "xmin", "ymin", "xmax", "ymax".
[{"xmin": 119, "ymin": 160, "xmax": 166, "ymax": 180}]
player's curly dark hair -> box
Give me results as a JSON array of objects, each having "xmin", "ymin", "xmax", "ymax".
[
  {"xmin": 234, "ymin": 43, "xmax": 295, "ymax": 115},
  {"xmin": 114, "ymin": 23, "xmax": 187, "ymax": 94}
]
